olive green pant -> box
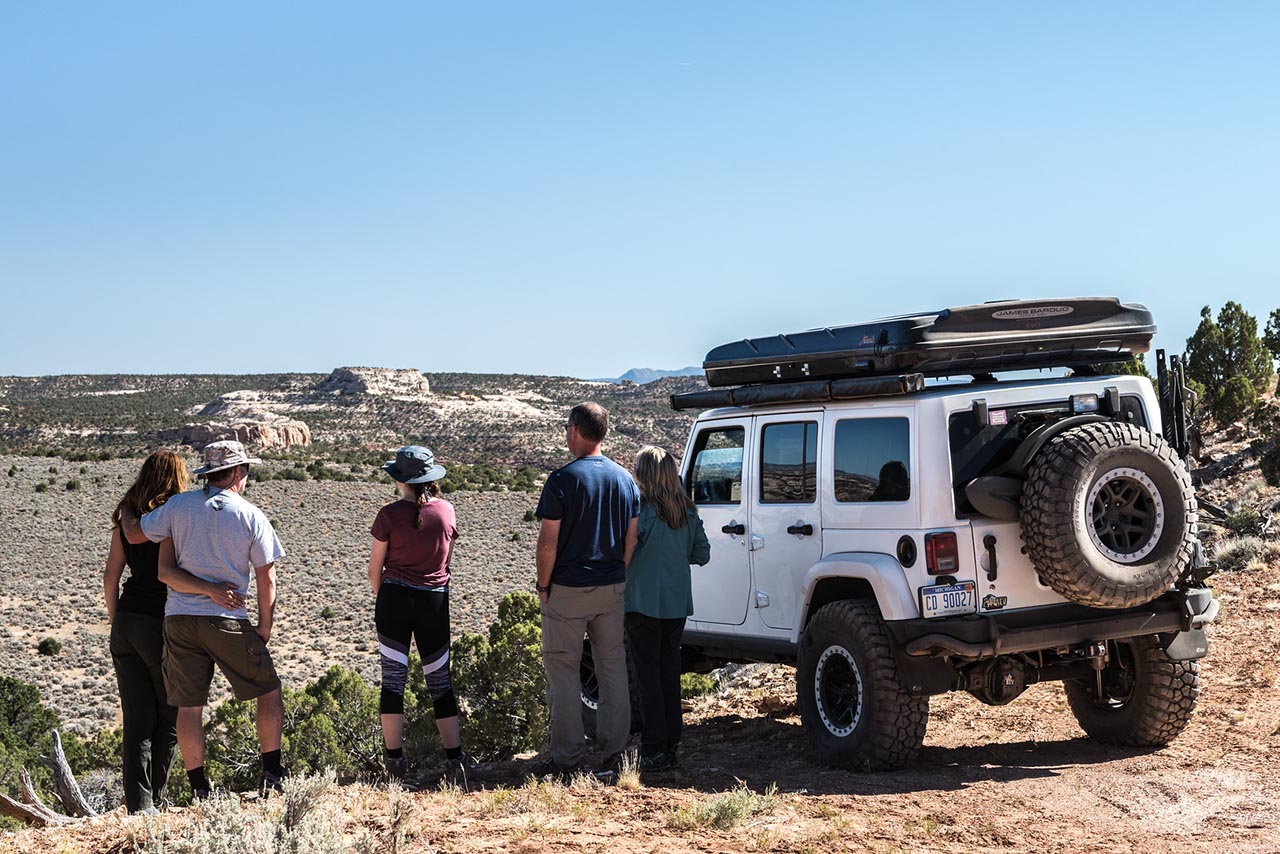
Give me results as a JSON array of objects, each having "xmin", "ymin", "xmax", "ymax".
[
  {"xmin": 110, "ymin": 611, "xmax": 178, "ymax": 813},
  {"xmin": 540, "ymin": 583, "xmax": 630, "ymax": 769}
]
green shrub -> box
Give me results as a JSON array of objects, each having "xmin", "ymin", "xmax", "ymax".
[
  {"xmin": 1214, "ymin": 375, "xmax": 1257, "ymax": 424},
  {"xmin": 523, "ymin": 509, "xmax": 537, "ymax": 523},
  {"xmin": 37, "ymin": 637, "xmax": 62, "ymax": 656},
  {"xmin": 47, "ymin": 466, "xmax": 57, "ymax": 474},
  {"xmin": 1262, "ymin": 442, "xmax": 1280, "ymax": 488},
  {"xmin": 320, "ymin": 605, "xmax": 336, "ymax": 619},
  {"xmin": 65, "ymin": 479, "xmax": 81, "ymax": 491},
  {"xmin": 451, "ymin": 591, "xmax": 548, "ymax": 761},
  {"xmin": 277, "ymin": 467, "xmax": 308, "ymax": 481},
  {"xmin": 680, "ymin": 672, "xmax": 720, "ymax": 699},
  {"xmin": 1214, "ymin": 535, "xmax": 1264, "ymax": 571},
  {"xmin": 6, "ymin": 466, "xmax": 15, "ymax": 477},
  {"xmin": 1222, "ymin": 506, "xmax": 1265, "ymax": 536},
  {"xmin": 34, "ymin": 482, "xmax": 48, "ymax": 493}
]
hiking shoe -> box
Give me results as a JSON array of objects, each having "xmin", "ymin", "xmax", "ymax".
[
  {"xmin": 443, "ymin": 753, "xmax": 479, "ymax": 787},
  {"xmin": 191, "ymin": 787, "xmax": 211, "ymax": 802},
  {"xmin": 385, "ymin": 756, "xmax": 408, "ymax": 783},
  {"xmin": 259, "ymin": 766, "xmax": 289, "ymax": 796},
  {"xmin": 593, "ymin": 753, "xmax": 625, "ymax": 785},
  {"xmin": 638, "ymin": 751, "xmax": 676, "ymax": 772},
  {"xmin": 524, "ymin": 756, "xmax": 579, "ymax": 784}
]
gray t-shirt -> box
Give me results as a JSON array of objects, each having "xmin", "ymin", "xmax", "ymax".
[{"xmin": 141, "ymin": 486, "xmax": 285, "ymax": 619}]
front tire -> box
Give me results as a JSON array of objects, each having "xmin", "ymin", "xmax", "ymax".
[
  {"xmin": 796, "ymin": 600, "xmax": 927, "ymax": 771},
  {"xmin": 1064, "ymin": 635, "xmax": 1199, "ymax": 746}
]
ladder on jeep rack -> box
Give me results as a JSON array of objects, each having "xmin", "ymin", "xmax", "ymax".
[{"xmin": 1156, "ymin": 349, "xmax": 1193, "ymax": 460}]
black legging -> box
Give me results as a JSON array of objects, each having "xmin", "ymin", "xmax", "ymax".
[
  {"xmin": 625, "ymin": 612, "xmax": 686, "ymax": 755},
  {"xmin": 374, "ymin": 583, "xmax": 458, "ymax": 719}
]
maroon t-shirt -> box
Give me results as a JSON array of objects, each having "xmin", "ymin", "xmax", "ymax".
[{"xmin": 370, "ymin": 498, "xmax": 458, "ymax": 588}]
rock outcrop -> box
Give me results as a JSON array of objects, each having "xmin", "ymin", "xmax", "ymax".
[
  {"xmin": 318, "ymin": 367, "xmax": 430, "ymax": 397},
  {"xmin": 161, "ymin": 419, "xmax": 312, "ymax": 451}
]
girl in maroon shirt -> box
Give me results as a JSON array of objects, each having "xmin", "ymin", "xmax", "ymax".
[{"xmin": 367, "ymin": 445, "xmax": 474, "ymax": 783}]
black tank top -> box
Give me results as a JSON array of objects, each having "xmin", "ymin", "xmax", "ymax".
[{"xmin": 116, "ymin": 528, "xmax": 168, "ymax": 617}]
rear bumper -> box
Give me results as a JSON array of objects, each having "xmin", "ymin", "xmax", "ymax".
[{"xmin": 885, "ymin": 587, "xmax": 1218, "ymax": 660}]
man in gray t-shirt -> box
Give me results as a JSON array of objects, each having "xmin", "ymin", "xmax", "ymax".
[{"xmin": 138, "ymin": 440, "xmax": 287, "ymax": 797}]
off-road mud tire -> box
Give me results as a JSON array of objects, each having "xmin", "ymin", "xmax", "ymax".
[
  {"xmin": 1021, "ymin": 421, "xmax": 1196, "ymax": 608},
  {"xmin": 796, "ymin": 599, "xmax": 926, "ymax": 771},
  {"xmin": 1064, "ymin": 635, "xmax": 1199, "ymax": 746}
]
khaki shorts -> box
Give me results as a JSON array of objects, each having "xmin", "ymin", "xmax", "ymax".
[{"xmin": 162, "ymin": 616, "xmax": 281, "ymax": 707}]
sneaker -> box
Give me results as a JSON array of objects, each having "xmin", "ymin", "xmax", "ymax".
[
  {"xmin": 593, "ymin": 753, "xmax": 624, "ymax": 785},
  {"xmin": 524, "ymin": 756, "xmax": 579, "ymax": 784},
  {"xmin": 259, "ymin": 766, "xmax": 289, "ymax": 796},
  {"xmin": 385, "ymin": 755, "xmax": 407, "ymax": 783},
  {"xmin": 191, "ymin": 787, "xmax": 211, "ymax": 802}
]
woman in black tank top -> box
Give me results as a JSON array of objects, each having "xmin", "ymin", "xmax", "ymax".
[{"xmin": 103, "ymin": 450, "xmax": 189, "ymax": 813}]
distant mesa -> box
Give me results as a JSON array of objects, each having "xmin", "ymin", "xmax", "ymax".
[
  {"xmin": 599, "ymin": 367, "xmax": 703, "ymax": 384},
  {"xmin": 318, "ymin": 367, "xmax": 430, "ymax": 397},
  {"xmin": 162, "ymin": 418, "xmax": 312, "ymax": 451}
]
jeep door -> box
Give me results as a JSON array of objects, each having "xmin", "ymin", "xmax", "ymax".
[
  {"xmin": 684, "ymin": 418, "xmax": 753, "ymax": 626},
  {"xmin": 750, "ymin": 411, "xmax": 824, "ymax": 631}
]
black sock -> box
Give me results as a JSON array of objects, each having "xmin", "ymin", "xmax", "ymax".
[
  {"xmin": 187, "ymin": 766, "xmax": 209, "ymax": 792},
  {"xmin": 446, "ymin": 746, "xmax": 463, "ymax": 760},
  {"xmin": 261, "ymin": 750, "xmax": 284, "ymax": 777},
  {"xmin": 385, "ymin": 747, "xmax": 404, "ymax": 759}
]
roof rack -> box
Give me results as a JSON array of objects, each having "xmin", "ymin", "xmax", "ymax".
[{"xmin": 670, "ymin": 373, "xmax": 925, "ymax": 412}]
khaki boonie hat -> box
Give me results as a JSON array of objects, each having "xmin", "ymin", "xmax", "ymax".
[{"xmin": 193, "ymin": 440, "xmax": 263, "ymax": 476}]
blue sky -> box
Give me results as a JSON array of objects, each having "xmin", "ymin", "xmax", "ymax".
[{"xmin": 2, "ymin": 3, "xmax": 1277, "ymax": 378}]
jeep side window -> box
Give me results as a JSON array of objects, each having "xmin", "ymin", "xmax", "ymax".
[
  {"xmin": 833, "ymin": 417, "xmax": 911, "ymax": 503},
  {"xmin": 760, "ymin": 421, "xmax": 817, "ymax": 503},
  {"xmin": 689, "ymin": 426, "xmax": 745, "ymax": 505}
]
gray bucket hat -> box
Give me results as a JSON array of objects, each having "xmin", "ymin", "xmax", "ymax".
[
  {"xmin": 193, "ymin": 440, "xmax": 263, "ymax": 476},
  {"xmin": 382, "ymin": 445, "xmax": 447, "ymax": 484}
]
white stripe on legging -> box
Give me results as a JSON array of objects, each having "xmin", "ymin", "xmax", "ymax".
[
  {"xmin": 421, "ymin": 649, "xmax": 450, "ymax": 674},
  {"xmin": 379, "ymin": 643, "xmax": 409, "ymax": 666}
]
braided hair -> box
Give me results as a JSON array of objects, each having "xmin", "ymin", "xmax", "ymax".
[{"xmin": 409, "ymin": 481, "xmax": 442, "ymax": 528}]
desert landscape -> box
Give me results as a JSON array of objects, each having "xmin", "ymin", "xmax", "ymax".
[{"xmin": 1, "ymin": 371, "xmax": 1279, "ymax": 852}]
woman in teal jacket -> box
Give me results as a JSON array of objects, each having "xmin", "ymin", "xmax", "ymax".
[{"xmin": 625, "ymin": 445, "xmax": 711, "ymax": 771}]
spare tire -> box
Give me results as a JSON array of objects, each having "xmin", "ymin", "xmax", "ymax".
[{"xmin": 1021, "ymin": 421, "xmax": 1196, "ymax": 608}]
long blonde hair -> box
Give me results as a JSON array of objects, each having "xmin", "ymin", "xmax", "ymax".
[
  {"xmin": 634, "ymin": 445, "xmax": 695, "ymax": 530},
  {"xmin": 113, "ymin": 449, "xmax": 190, "ymax": 528}
]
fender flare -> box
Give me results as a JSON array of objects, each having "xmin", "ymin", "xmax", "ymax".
[
  {"xmin": 789, "ymin": 551, "xmax": 915, "ymax": 644},
  {"xmin": 1006, "ymin": 414, "xmax": 1110, "ymax": 477}
]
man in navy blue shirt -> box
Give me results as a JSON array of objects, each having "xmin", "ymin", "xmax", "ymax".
[{"xmin": 533, "ymin": 402, "xmax": 640, "ymax": 779}]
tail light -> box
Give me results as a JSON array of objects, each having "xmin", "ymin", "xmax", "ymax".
[{"xmin": 924, "ymin": 532, "xmax": 959, "ymax": 575}]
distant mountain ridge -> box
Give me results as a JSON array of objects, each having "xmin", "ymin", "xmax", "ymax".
[{"xmin": 595, "ymin": 366, "xmax": 703, "ymax": 384}]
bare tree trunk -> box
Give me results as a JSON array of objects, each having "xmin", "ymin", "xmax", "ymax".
[
  {"xmin": 0, "ymin": 769, "xmax": 73, "ymax": 826},
  {"xmin": 40, "ymin": 729, "xmax": 97, "ymax": 818}
]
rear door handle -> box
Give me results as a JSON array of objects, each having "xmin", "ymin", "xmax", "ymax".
[
  {"xmin": 787, "ymin": 523, "xmax": 814, "ymax": 536},
  {"xmin": 722, "ymin": 522, "xmax": 745, "ymax": 535}
]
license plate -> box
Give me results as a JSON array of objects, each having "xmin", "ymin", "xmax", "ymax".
[{"xmin": 920, "ymin": 581, "xmax": 977, "ymax": 618}]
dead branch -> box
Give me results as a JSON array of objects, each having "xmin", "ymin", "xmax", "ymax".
[
  {"xmin": 40, "ymin": 729, "xmax": 98, "ymax": 818},
  {"xmin": 0, "ymin": 768, "xmax": 74, "ymax": 826}
]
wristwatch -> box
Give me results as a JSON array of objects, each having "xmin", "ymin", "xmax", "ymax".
[{"xmin": 536, "ymin": 584, "xmax": 551, "ymax": 594}]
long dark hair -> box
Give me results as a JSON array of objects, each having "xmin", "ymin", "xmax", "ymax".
[{"xmin": 112, "ymin": 449, "xmax": 189, "ymax": 528}]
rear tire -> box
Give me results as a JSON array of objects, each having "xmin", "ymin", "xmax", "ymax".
[
  {"xmin": 796, "ymin": 600, "xmax": 926, "ymax": 771},
  {"xmin": 1064, "ymin": 635, "xmax": 1199, "ymax": 746}
]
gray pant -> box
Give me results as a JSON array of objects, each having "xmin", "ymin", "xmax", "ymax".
[{"xmin": 540, "ymin": 583, "xmax": 630, "ymax": 768}]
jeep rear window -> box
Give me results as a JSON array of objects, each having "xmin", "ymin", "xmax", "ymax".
[
  {"xmin": 832, "ymin": 418, "xmax": 910, "ymax": 503},
  {"xmin": 689, "ymin": 426, "xmax": 745, "ymax": 505},
  {"xmin": 948, "ymin": 394, "xmax": 1149, "ymax": 517},
  {"xmin": 760, "ymin": 421, "xmax": 817, "ymax": 503}
]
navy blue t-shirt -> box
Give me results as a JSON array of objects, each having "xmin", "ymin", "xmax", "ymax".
[{"xmin": 536, "ymin": 455, "xmax": 641, "ymax": 587}]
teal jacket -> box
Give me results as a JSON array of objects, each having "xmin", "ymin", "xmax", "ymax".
[{"xmin": 624, "ymin": 502, "xmax": 712, "ymax": 619}]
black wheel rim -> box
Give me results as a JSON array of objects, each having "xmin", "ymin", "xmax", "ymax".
[
  {"xmin": 814, "ymin": 645, "xmax": 863, "ymax": 737},
  {"xmin": 580, "ymin": 645, "xmax": 599, "ymax": 711},
  {"xmin": 1087, "ymin": 468, "xmax": 1164, "ymax": 563}
]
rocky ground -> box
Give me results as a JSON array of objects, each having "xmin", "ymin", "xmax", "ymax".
[{"xmin": 2, "ymin": 441, "xmax": 1280, "ymax": 852}]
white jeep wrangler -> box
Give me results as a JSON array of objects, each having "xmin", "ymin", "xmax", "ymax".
[{"xmin": 653, "ymin": 299, "xmax": 1218, "ymax": 770}]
